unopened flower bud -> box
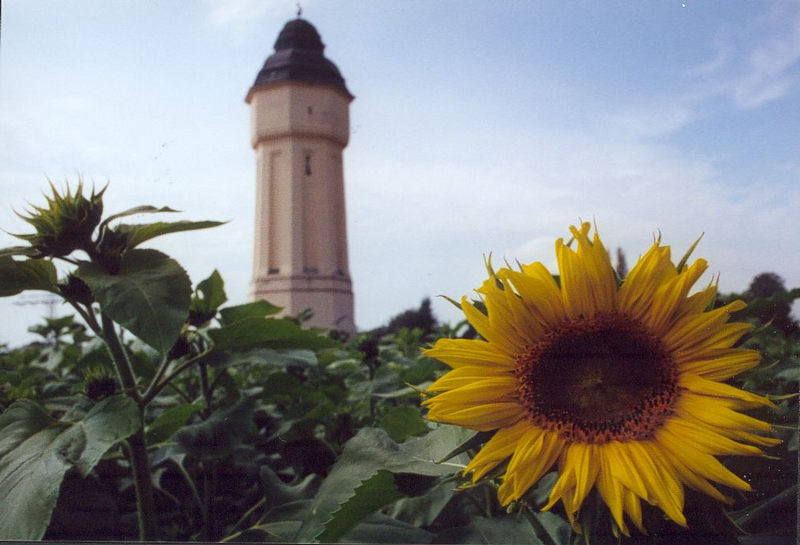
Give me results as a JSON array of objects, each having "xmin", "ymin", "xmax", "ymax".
[
  {"xmin": 58, "ymin": 274, "xmax": 94, "ymax": 305},
  {"xmin": 15, "ymin": 181, "xmax": 106, "ymax": 257}
]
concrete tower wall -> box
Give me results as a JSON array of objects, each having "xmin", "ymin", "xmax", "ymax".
[{"xmin": 249, "ymin": 81, "xmax": 355, "ymax": 333}]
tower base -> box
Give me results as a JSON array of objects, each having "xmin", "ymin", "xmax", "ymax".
[{"xmin": 250, "ymin": 274, "xmax": 355, "ymax": 334}]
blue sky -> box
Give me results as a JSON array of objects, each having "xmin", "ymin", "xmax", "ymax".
[{"xmin": 1, "ymin": 0, "xmax": 799, "ymax": 345}]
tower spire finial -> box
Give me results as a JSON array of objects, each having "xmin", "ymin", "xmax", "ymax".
[{"xmin": 296, "ymin": 3, "xmax": 302, "ymax": 18}]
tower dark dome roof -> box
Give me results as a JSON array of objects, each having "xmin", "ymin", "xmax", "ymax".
[{"xmin": 248, "ymin": 18, "xmax": 352, "ymax": 99}]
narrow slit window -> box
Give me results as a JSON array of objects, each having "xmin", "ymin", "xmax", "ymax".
[{"xmin": 305, "ymin": 154, "xmax": 312, "ymax": 175}]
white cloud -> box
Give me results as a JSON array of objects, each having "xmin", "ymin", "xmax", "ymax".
[
  {"xmin": 598, "ymin": 105, "xmax": 694, "ymax": 139},
  {"xmin": 686, "ymin": 2, "xmax": 800, "ymax": 109},
  {"xmin": 733, "ymin": 9, "xmax": 800, "ymax": 108},
  {"xmin": 682, "ymin": 38, "xmax": 731, "ymax": 78}
]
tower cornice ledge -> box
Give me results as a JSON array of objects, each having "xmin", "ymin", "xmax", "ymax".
[
  {"xmin": 250, "ymin": 130, "xmax": 348, "ymax": 148},
  {"xmin": 246, "ymin": 80, "xmax": 354, "ymax": 105}
]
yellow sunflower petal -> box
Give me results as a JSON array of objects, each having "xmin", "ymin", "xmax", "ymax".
[
  {"xmin": 501, "ymin": 265, "xmax": 567, "ymax": 328},
  {"xmin": 426, "ymin": 366, "xmax": 514, "ymax": 392},
  {"xmin": 641, "ymin": 442, "xmax": 688, "ymax": 527},
  {"xmin": 677, "ymin": 393, "xmax": 775, "ymax": 433},
  {"xmin": 618, "ymin": 242, "xmax": 676, "ymax": 321},
  {"xmin": 566, "ymin": 443, "xmax": 601, "ymax": 511},
  {"xmin": 543, "ymin": 442, "xmax": 601, "ymax": 512},
  {"xmin": 642, "ymin": 258, "xmax": 708, "ymax": 334},
  {"xmin": 498, "ymin": 428, "xmax": 564, "ymax": 505},
  {"xmin": 476, "ymin": 278, "xmax": 538, "ymax": 349},
  {"xmin": 424, "ymin": 401, "xmax": 524, "ymax": 432},
  {"xmin": 719, "ymin": 429, "xmax": 782, "ymax": 448},
  {"xmin": 423, "ymin": 377, "xmax": 518, "ymax": 405},
  {"xmin": 663, "ymin": 299, "xmax": 748, "ymax": 353},
  {"xmin": 626, "ymin": 442, "xmax": 687, "ymax": 527},
  {"xmin": 658, "ymin": 434, "xmax": 752, "ymax": 492},
  {"xmin": 558, "ymin": 491, "xmax": 582, "ymax": 534},
  {"xmin": 423, "ymin": 338, "xmax": 516, "ymax": 369},
  {"xmin": 595, "ymin": 449, "xmax": 629, "ymax": 536},
  {"xmin": 498, "ymin": 277, "xmax": 548, "ymax": 342},
  {"xmin": 679, "ymin": 373, "xmax": 776, "ymax": 409},
  {"xmin": 660, "ymin": 447, "xmax": 733, "ymax": 504},
  {"xmin": 676, "ymin": 348, "xmax": 760, "ymax": 381},
  {"xmin": 660, "ymin": 418, "xmax": 763, "ymax": 457},
  {"xmin": 461, "ymin": 296, "xmax": 527, "ymax": 354},
  {"xmin": 464, "ymin": 419, "xmax": 531, "ymax": 481},
  {"xmin": 542, "ymin": 456, "xmax": 573, "ymax": 511},
  {"xmin": 673, "ymin": 322, "xmax": 754, "ymax": 361},
  {"xmin": 605, "ymin": 442, "xmax": 650, "ymax": 500},
  {"xmin": 555, "ymin": 223, "xmax": 617, "ymax": 318},
  {"xmin": 570, "ymin": 224, "xmax": 617, "ymax": 313},
  {"xmin": 623, "ymin": 486, "xmax": 646, "ymax": 535},
  {"xmin": 672, "ymin": 282, "xmax": 717, "ymax": 321}
]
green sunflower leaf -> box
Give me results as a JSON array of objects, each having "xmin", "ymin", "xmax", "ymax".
[
  {"xmin": 342, "ymin": 513, "xmax": 435, "ymax": 543},
  {"xmin": 99, "ymin": 205, "xmax": 178, "ymax": 229},
  {"xmin": 77, "ymin": 248, "xmax": 192, "ymax": 354},
  {"xmin": 218, "ymin": 300, "xmax": 282, "ymax": 324},
  {"xmin": 0, "ymin": 396, "xmax": 139, "ymax": 540},
  {"xmin": 316, "ymin": 470, "xmax": 405, "ymax": 543},
  {"xmin": 173, "ymin": 397, "xmax": 254, "ymax": 460},
  {"xmin": 380, "ymin": 406, "xmax": 430, "ymax": 442},
  {"xmin": 0, "ymin": 246, "xmax": 39, "ymax": 258},
  {"xmin": 0, "ymin": 256, "xmax": 58, "ymax": 296},
  {"xmin": 145, "ymin": 403, "xmax": 203, "ymax": 445},
  {"xmin": 295, "ymin": 426, "xmax": 471, "ymax": 542},
  {"xmin": 208, "ymin": 317, "xmax": 339, "ymax": 352},
  {"xmin": 259, "ymin": 466, "xmax": 320, "ymax": 508},
  {"xmin": 114, "ymin": 220, "xmax": 224, "ymax": 249},
  {"xmin": 385, "ymin": 479, "xmax": 456, "ymax": 527},
  {"xmin": 189, "ymin": 269, "xmax": 227, "ymax": 320}
]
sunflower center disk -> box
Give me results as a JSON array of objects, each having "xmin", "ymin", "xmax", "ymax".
[{"xmin": 515, "ymin": 313, "xmax": 677, "ymax": 443}]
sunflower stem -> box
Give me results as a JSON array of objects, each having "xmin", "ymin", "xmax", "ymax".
[
  {"xmin": 523, "ymin": 505, "xmax": 559, "ymax": 545},
  {"xmin": 100, "ymin": 313, "xmax": 157, "ymax": 539}
]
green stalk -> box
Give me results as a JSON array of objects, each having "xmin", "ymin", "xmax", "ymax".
[
  {"xmin": 198, "ymin": 362, "xmax": 217, "ymax": 539},
  {"xmin": 101, "ymin": 314, "xmax": 140, "ymax": 402},
  {"xmin": 523, "ymin": 505, "xmax": 560, "ymax": 545},
  {"xmin": 126, "ymin": 427, "xmax": 159, "ymax": 540},
  {"xmin": 141, "ymin": 348, "xmax": 212, "ymax": 404},
  {"xmin": 101, "ymin": 313, "xmax": 158, "ymax": 540}
]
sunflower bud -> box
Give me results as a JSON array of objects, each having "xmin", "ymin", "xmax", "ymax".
[
  {"xmin": 83, "ymin": 365, "xmax": 118, "ymax": 401},
  {"xmin": 15, "ymin": 181, "xmax": 106, "ymax": 258},
  {"xmin": 94, "ymin": 225, "xmax": 129, "ymax": 273},
  {"xmin": 58, "ymin": 273, "xmax": 94, "ymax": 305}
]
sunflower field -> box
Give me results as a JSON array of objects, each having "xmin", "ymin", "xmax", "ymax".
[{"xmin": 0, "ymin": 185, "xmax": 797, "ymax": 544}]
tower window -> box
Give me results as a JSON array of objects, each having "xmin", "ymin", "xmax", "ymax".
[
  {"xmin": 305, "ymin": 154, "xmax": 312, "ymax": 175},
  {"xmin": 307, "ymin": 106, "xmax": 313, "ymax": 115}
]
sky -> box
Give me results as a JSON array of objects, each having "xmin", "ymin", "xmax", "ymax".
[{"xmin": 1, "ymin": 0, "xmax": 799, "ymax": 346}]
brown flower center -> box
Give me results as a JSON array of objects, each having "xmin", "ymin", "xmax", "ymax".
[{"xmin": 515, "ymin": 312, "xmax": 677, "ymax": 443}]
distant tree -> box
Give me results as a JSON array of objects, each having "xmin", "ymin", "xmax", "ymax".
[
  {"xmin": 745, "ymin": 272, "xmax": 799, "ymax": 336},
  {"xmin": 386, "ymin": 297, "xmax": 438, "ymax": 335},
  {"xmin": 748, "ymin": 272, "xmax": 786, "ymax": 299},
  {"xmin": 615, "ymin": 247, "xmax": 628, "ymax": 279}
]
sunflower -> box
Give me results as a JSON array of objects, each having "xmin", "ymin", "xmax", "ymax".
[{"xmin": 423, "ymin": 223, "xmax": 778, "ymax": 535}]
